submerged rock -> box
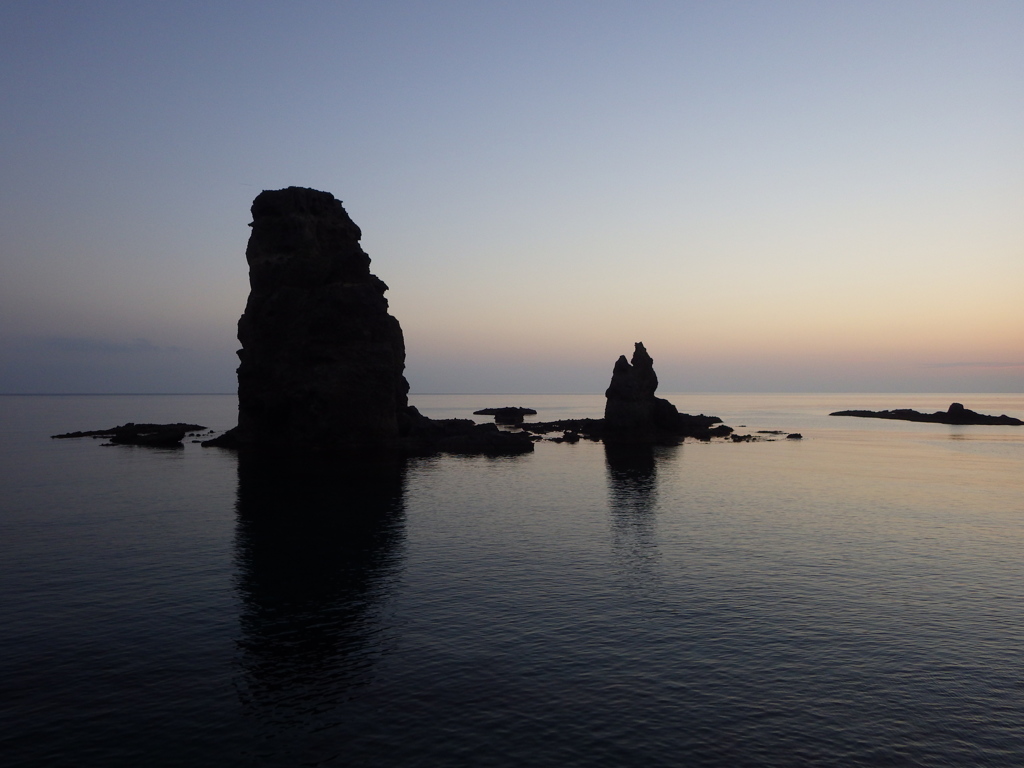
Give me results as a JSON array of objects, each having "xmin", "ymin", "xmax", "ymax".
[{"xmin": 830, "ymin": 403, "xmax": 1022, "ymax": 426}]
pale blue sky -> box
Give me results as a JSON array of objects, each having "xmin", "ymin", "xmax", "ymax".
[{"xmin": 1, "ymin": 1, "xmax": 1021, "ymax": 393}]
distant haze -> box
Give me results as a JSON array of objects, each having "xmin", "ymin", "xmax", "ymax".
[{"xmin": 1, "ymin": 1, "xmax": 1021, "ymax": 394}]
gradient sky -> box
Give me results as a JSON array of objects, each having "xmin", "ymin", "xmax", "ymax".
[{"xmin": 1, "ymin": 1, "xmax": 1021, "ymax": 393}]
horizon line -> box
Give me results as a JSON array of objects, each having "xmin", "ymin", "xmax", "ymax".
[{"xmin": 1, "ymin": 390, "xmax": 1020, "ymax": 397}]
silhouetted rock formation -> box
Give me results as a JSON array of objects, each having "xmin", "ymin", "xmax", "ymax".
[
  {"xmin": 602, "ymin": 343, "xmax": 727, "ymax": 443},
  {"xmin": 830, "ymin": 402, "xmax": 1022, "ymax": 426},
  {"xmin": 516, "ymin": 346, "xmax": 743, "ymax": 444},
  {"xmin": 401, "ymin": 409, "xmax": 535, "ymax": 454},
  {"xmin": 204, "ymin": 187, "xmax": 532, "ymax": 456},
  {"xmin": 52, "ymin": 422, "xmax": 206, "ymax": 447},
  {"xmin": 205, "ymin": 187, "xmax": 409, "ymax": 452},
  {"xmin": 473, "ymin": 406, "xmax": 537, "ymax": 424},
  {"xmin": 604, "ymin": 343, "xmax": 660, "ymax": 437},
  {"xmin": 519, "ymin": 418, "xmax": 604, "ymax": 441}
]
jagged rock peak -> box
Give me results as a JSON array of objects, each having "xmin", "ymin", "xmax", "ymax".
[
  {"xmin": 604, "ymin": 342, "xmax": 667, "ymax": 437},
  {"xmin": 606, "ymin": 342, "xmax": 658, "ymax": 404},
  {"xmin": 603, "ymin": 342, "xmax": 727, "ymax": 443}
]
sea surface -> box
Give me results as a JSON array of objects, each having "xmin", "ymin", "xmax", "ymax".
[{"xmin": 2, "ymin": 392, "xmax": 1023, "ymax": 767}]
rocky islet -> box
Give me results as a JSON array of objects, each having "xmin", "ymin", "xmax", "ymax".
[
  {"xmin": 52, "ymin": 423, "xmax": 208, "ymax": 447},
  {"xmin": 831, "ymin": 402, "xmax": 1022, "ymax": 426}
]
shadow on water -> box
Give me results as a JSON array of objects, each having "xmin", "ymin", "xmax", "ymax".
[
  {"xmin": 233, "ymin": 453, "xmax": 407, "ymax": 764},
  {"xmin": 604, "ymin": 443, "xmax": 678, "ymax": 589}
]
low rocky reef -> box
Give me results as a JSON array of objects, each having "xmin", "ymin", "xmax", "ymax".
[
  {"xmin": 54, "ymin": 417, "xmax": 534, "ymax": 455},
  {"xmin": 517, "ymin": 420, "xmax": 801, "ymax": 445},
  {"xmin": 203, "ymin": 405, "xmax": 535, "ymax": 457},
  {"xmin": 52, "ymin": 423, "xmax": 209, "ymax": 447},
  {"xmin": 473, "ymin": 407, "xmax": 538, "ymax": 424},
  {"xmin": 518, "ymin": 416, "xmax": 734, "ymax": 444},
  {"xmin": 395, "ymin": 407, "xmax": 535, "ymax": 455},
  {"xmin": 830, "ymin": 402, "xmax": 1022, "ymax": 426}
]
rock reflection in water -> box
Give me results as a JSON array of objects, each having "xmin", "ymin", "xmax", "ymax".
[
  {"xmin": 604, "ymin": 444, "xmax": 676, "ymax": 588},
  {"xmin": 233, "ymin": 454, "xmax": 406, "ymax": 764}
]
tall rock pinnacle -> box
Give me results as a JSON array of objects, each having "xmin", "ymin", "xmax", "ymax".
[
  {"xmin": 211, "ymin": 187, "xmax": 410, "ymax": 451},
  {"xmin": 604, "ymin": 342, "xmax": 668, "ymax": 439}
]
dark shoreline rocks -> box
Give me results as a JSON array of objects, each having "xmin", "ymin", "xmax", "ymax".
[
  {"xmin": 830, "ymin": 402, "xmax": 1022, "ymax": 426},
  {"xmin": 52, "ymin": 423, "xmax": 207, "ymax": 447}
]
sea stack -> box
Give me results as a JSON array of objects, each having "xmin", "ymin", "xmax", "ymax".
[
  {"xmin": 603, "ymin": 343, "xmax": 729, "ymax": 442},
  {"xmin": 605, "ymin": 343, "xmax": 660, "ymax": 435},
  {"xmin": 604, "ymin": 342, "xmax": 679, "ymax": 442},
  {"xmin": 208, "ymin": 187, "xmax": 410, "ymax": 452}
]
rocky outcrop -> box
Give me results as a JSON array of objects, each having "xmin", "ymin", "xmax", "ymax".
[
  {"xmin": 52, "ymin": 423, "xmax": 207, "ymax": 447},
  {"xmin": 830, "ymin": 402, "xmax": 1022, "ymax": 426},
  {"xmin": 402, "ymin": 408, "xmax": 535, "ymax": 454},
  {"xmin": 603, "ymin": 343, "xmax": 727, "ymax": 443},
  {"xmin": 604, "ymin": 343, "xmax": 661, "ymax": 436},
  {"xmin": 518, "ymin": 418, "xmax": 605, "ymax": 441},
  {"xmin": 205, "ymin": 187, "xmax": 532, "ymax": 456},
  {"xmin": 473, "ymin": 406, "xmax": 538, "ymax": 424}
]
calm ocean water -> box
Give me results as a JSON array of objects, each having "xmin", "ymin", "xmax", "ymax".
[{"xmin": 2, "ymin": 393, "xmax": 1023, "ymax": 767}]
